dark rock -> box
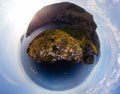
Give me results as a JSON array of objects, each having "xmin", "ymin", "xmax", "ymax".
[
  {"xmin": 26, "ymin": 2, "xmax": 100, "ymax": 64},
  {"xmin": 82, "ymin": 55, "xmax": 94, "ymax": 64},
  {"xmin": 26, "ymin": 2, "xmax": 97, "ymax": 37}
]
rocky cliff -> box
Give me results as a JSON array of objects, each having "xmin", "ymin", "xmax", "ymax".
[{"xmin": 26, "ymin": 2, "xmax": 100, "ymax": 64}]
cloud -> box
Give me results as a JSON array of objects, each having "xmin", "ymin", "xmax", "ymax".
[
  {"xmin": 112, "ymin": 0, "xmax": 120, "ymax": 7},
  {"xmin": 87, "ymin": 0, "xmax": 106, "ymax": 17},
  {"xmin": 96, "ymin": 0, "xmax": 106, "ymax": 4},
  {"xmin": 86, "ymin": 68, "xmax": 120, "ymax": 94},
  {"xmin": 0, "ymin": 66, "xmax": 18, "ymax": 86},
  {"xmin": 87, "ymin": 0, "xmax": 120, "ymax": 44},
  {"xmin": 86, "ymin": 0, "xmax": 120, "ymax": 94},
  {"xmin": 112, "ymin": 0, "xmax": 120, "ymax": 4},
  {"xmin": 118, "ymin": 54, "xmax": 120, "ymax": 65}
]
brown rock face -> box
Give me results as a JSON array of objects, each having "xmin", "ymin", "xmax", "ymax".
[
  {"xmin": 26, "ymin": 2, "xmax": 100, "ymax": 64},
  {"xmin": 26, "ymin": 2, "xmax": 96, "ymax": 37},
  {"xmin": 27, "ymin": 29, "xmax": 83, "ymax": 63}
]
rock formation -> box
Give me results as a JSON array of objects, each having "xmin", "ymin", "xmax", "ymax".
[{"xmin": 26, "ymin": 2, "xmax": 100, "ymax": 64}]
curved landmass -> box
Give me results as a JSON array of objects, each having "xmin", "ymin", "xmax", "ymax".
[
  {"xmin": 26, "ymin": 2, "xmax": 96, "ymax": 37},
  {"xmin": 26, "ymin": 2, "xmax": 100, "ymax": 64}
]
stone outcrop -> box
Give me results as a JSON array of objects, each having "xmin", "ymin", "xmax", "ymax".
[
  {"xmin": 26, "ymin": 2, "xmax": 100, "ymax": 64},
  {"xmin": 26, "ymin": 2, "xmax": 96, "ymax": 37}
]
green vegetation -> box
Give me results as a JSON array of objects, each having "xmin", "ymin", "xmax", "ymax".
[
  {"xmin": 52, "ymin": 45, "xmax": 58, "ymax": 51},
  {"xmin": 58, "ymin": 28, "xmax": 98, "ymax": 54},
  {"xmin": 42, "ymin": 55, "xmax": 54, "ymax": 62},
  {"xmin": 27, "ymin": 28, "xmax": 97, "ymax": 63}
]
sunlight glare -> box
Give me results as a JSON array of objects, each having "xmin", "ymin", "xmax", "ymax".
[{"xmin": 7, "ymin": 0, "xmax": 53, "ymax": 34}]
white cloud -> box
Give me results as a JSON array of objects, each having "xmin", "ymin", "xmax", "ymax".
[
  {"xmin": 96, "ymin": 0, "xmax": 106, "ymax": 4},
  {"xmin": 87, "ymin": 0, "xmax": 120, "ymax": 45},
  {"xmin": 86, "ymin": 0, "xmax": 120, "ymax": 93},
  {"xmin": 0, "ymin": 66, "xmax": 18, "ymax": 86},
  {"xmin": 111, "ymin": 0, "xmax": 120, "ymax": 7},
  {"xmin": 118, "ymin": 54, "xmax": 120, "ymax": 65},
  {"xmin": 112, "ymin": 0, "xmax": 120, "ymax": 4},
  {"xmin": 87, "ymin": 0, "xmax": 105, "ymax": 17},
  {"xmin": 86, "ymin": 68, "xmax": 120, "ymax": 94}
]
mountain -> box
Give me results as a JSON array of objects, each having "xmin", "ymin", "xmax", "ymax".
[
  {"xmin": 26, "ymin": 2, "xmax": 100, "ymax": 64},
  {"xmin": 26, "ymin": 2, "xmax": 96, "ymax": 37}
]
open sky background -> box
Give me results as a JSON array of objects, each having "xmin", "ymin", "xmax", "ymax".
[{"xmin": 0, "ymin": 0, "xmax": 120, "ymax": 94}]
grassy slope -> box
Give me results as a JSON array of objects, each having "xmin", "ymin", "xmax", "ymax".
[
  {"xmin": 27, "ymin": 28, "xmax": 98, "ymax": 62},
  {"xmin": 59, "ymin": 28, "xmax": 98, "ymax": 54}
]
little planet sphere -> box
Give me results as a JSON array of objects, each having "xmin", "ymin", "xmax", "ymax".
[
  {"xmin": 26, "ymin": 2, "xmax": 100, "ymax": 64},
  {"xmin": 20, "ymin": 2, "xmax": 101, "ymax": 91}
]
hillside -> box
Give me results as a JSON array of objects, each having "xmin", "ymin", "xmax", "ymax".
[{"xmin": 27, "ymin": 28, "xmax": 97, "ymax": 64}]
